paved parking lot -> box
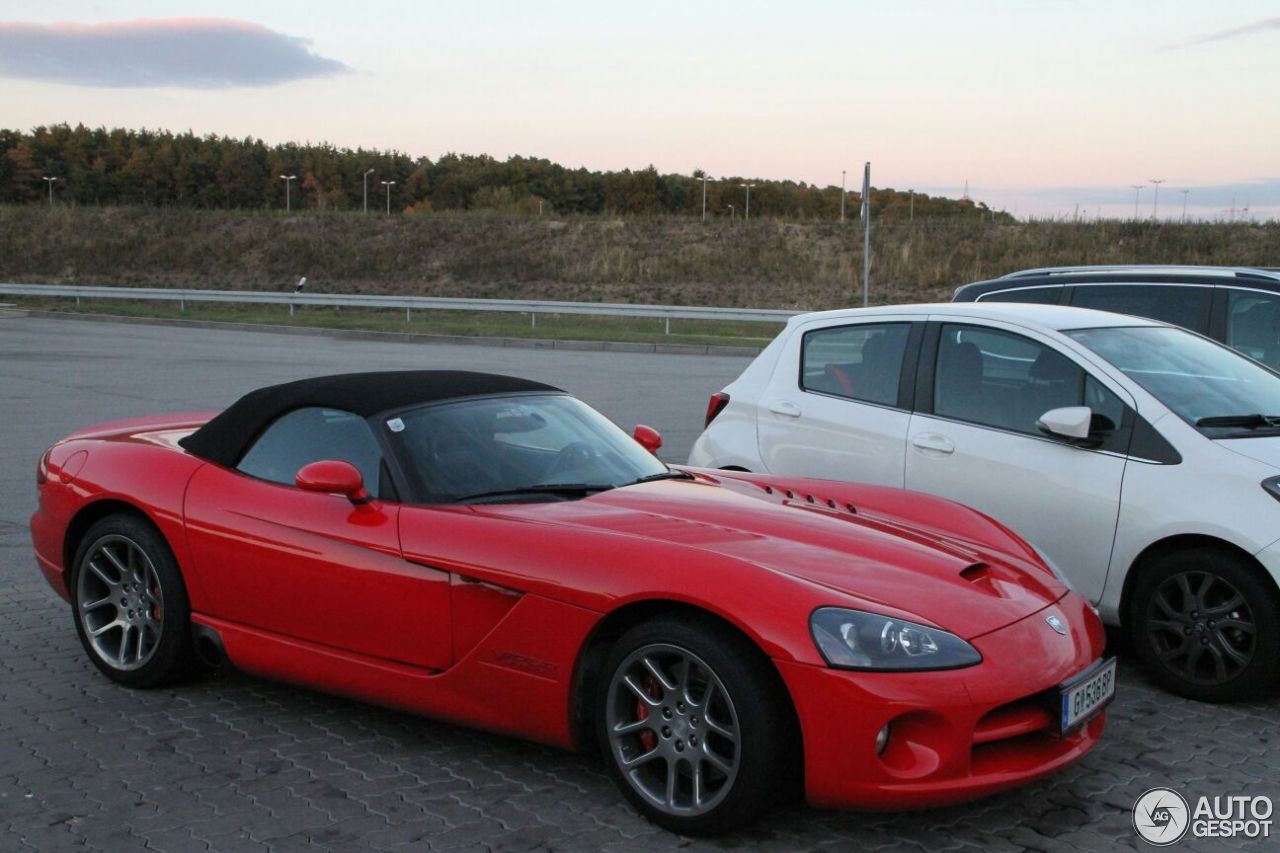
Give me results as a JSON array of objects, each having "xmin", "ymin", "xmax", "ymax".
[{"xmin": 2, "ymin": 315, "xmax": 1277, "ymax": 851}]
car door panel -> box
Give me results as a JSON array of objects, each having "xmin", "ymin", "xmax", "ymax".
[
  {"xmin": 759, "ymin": 318, "xmax": 919, "ymax": 487},
  {"xmin": 762, "ymin": 396, "xmax": 910, "ymax": 486},
  {"xmin": 904, "ymin": 416, "xmax": 1124, "ymax": 601},
  {"xmin": 905, "ymin": 319, "xmax": 1133, "ymax": 603},
  {"xmin": 184, "ymin": 464, "xmax": 452, "ymax": 670}
]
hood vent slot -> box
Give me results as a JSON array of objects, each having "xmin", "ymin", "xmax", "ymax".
[
  {"xmin": 759, "ymin": 482, "xmax": 856, "ymax": 514},
  {"xmin": 960, "ymin": 563, "xmax": 991, "ymax": 582}
]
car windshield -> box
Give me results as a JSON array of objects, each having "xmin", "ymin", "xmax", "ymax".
[
  {"xmin": 1065, "ymin": 326, "xmax": 1280, "ymax": 436},
  {"xmin": 382, "ymin": 393, "xmax": 670, "ymax": 502}
]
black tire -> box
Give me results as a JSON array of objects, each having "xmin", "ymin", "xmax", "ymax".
[
  {"xmin": 69, "ymin": 512, "xmax": 196, "ymax": 688},
  {"xmin": 1128, "ymin": 547, "xmax": 1280, "ymax": 702},
  {"xmin": 596, "ymin": 617, "xmax": 795, "ymax": 835}
]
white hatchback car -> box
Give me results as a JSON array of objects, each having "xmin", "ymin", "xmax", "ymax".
[{"xmin": 690, "ymin": 303, "xmax": 1280, "ymax": 701}]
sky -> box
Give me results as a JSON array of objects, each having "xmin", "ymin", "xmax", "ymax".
[{"xmin": 0, "ymin": 1, "xmax": 1277, "ymax": 220}]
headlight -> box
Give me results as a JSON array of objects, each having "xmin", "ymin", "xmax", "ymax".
[
  {"xmin": 1262, "ymin": 476, "xmax": 1280, "ymax": 504},
  {"xmin": 810, "ymin": 607, "xmax": 982, "ymax": 671}
]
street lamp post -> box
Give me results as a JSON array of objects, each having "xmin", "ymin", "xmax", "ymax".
[
  {"xmin": 739, "ymin": 183, "xmax": 755, "ymax": 221},
  {"xmin": 1129, "ymin": 184, "xmax": 1144, "ymax": 220},
  {"xmin": 860, "ymin": 162, "xmax": 871, "ymax": 307},
  {"xmin": 1180, "ymin": 189, "xmax": 1190, "ymax": 223},
  {"xmin": 381, "ymin": 180, "xmax": 396, "ymax": 215},
  {"xmin": 1150, "ymin": 178, "xmax": 1165, "ymax": 219},
  {"xmin": 696, "ymin": 174, "xmax": 712, "ymax": 223},
  {"xmin": 840, "ymin": 170, "xmax": 846, "ymax": 222},
  {"xmin": 363, "ymin": 169, "xmax": 375, "ymax": 213},
  {"xmin": 280, "ymin": 174, "xmax": 297, "ymax": 211},
  {"xmin": 727, "ymin": 204, "xmax": 735, "ymax": 220},
  {"xmin": 41, "ymin": 176, "xmax": 58, "ymax": 205}
]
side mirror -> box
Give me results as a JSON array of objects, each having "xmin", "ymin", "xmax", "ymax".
[
  {"xmin": 633, "ymin": 424, "xmax": 663, "ymax": 455},
  {"xmin": 295, "ymin": 460, "xmax": 373, "ymax": 504},
  {"xmin": 1037, "ymin": 406, "xmax": 1092, "ymax": 440}
]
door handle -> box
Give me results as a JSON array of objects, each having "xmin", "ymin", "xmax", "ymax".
[
  {"xmin": 910, "ymin": 432, "xmax": 955, "ymax": 455},
  {"xmin": 768, "ymin": 400, "xmax": 802, "ymax": 418}
]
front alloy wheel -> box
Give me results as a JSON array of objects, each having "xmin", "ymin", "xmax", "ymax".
[
  {"xmin": 597, "ymin": 618, "xmax": 794, "ymax": 835},
  {"xmin": 605, "ymin": 643, "xmax": 741, "ymax": 817},
  {"xmin": 1130, "ymin": 548, "xmax": 1280, "ymax": 702}
]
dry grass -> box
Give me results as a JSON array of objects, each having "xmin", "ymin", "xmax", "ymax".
[{"xmin": 2, "ymin": 205, "xmax": 1276, "ymax": 310}]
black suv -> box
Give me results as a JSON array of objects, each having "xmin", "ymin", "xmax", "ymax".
[{"xmin": 953, "ymin": 265, "xmax": 1280, "ymax": 370}]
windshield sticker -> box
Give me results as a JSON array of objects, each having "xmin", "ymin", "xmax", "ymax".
[{"xmin": 386, "ymin": 417, "xmax": 405, "ymax": 433}]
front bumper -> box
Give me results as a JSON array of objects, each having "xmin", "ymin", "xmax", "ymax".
[
  {"xmin": 30, "ymin": 503, "xmax": 71, "ymax": 601},
  {"xmin": 779, "ymin": 594, "xmax": 1106, "ymax": 810}
]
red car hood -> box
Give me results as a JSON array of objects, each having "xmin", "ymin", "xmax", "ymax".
[{"xmin": 482, "ymin": 477, "xmax": 1065, "ymax": 640}]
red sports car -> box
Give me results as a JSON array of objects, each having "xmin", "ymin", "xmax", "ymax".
[{"xmin": 29, "ymin": 371, "xmax": 1113, "ymax": 835}]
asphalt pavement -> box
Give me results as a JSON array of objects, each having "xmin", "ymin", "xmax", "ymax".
[{"xmin": 1, "ymin": 315, "xmax": 1277, "ymax": 851}]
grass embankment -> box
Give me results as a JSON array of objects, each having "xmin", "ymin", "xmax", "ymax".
[{"xmin": 1, "ymin": 206, "xmax": 1276, "ymax": 343}]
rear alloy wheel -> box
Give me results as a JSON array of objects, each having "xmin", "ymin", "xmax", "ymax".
[
  {"xmin": 70, "ymin": 514, "xmax": 195, "ymax": 688},
  {"xmin": 598, "ymin": 618, "xmax": 793, "ymax": 835},
  {"xmin": 1130, "ymin": 548, "xmax": 1280, "ymax": 702}
]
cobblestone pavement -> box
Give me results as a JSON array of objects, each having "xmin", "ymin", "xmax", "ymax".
[{"xmin": 3, "ymin": 317, "xmax": 1278, "ymax": 851}]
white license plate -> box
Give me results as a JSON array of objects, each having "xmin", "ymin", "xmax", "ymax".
[{"xmin": 1059, "ymin": 657, "xmax": 1116, "ymax": 733}]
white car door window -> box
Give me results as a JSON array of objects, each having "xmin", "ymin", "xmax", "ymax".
[
  {"xmin": 801, "ymin": 323, "xmax": 910, "ymax": 407},
  {"xmin": 906, "ymin": 323, "xmax": 1131, "ymax": 602},
  {"xmin": 933, "ymin": 325, "xmax": 1128, "ymax": 443}
]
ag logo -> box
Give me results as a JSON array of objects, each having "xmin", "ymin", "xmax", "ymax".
[
  {"xmin": 1134, "ymin": 787, "xmax": 1190, "ymax": 845},
  {"xmin": 1045, "ymin": 614, "xmax": 1068, "ymax": 636}
]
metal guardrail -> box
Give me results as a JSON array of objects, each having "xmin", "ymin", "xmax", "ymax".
[{"xmin": 0, "ymin": 283, "xmax": 797, "ymax": 331}]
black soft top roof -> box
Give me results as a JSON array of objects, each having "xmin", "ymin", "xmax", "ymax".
[{"xmin": 179, "ymin": 370, "xmax": 561, "ymax": 467}]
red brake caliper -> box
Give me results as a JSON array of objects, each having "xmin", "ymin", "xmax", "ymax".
[{"xmin": 637, "ymin": 675, "xmax": 660, "ymax": 752}]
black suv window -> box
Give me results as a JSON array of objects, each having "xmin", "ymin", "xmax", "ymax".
[
  {"xmin": 1226, "ymin": 290, "xmax": 1280, "ymax": 371},
  {"xmin": 801, "ymin": 323, "xmax": 910, "ymax": 407},
  {"xmin": 237, "ymin": 407, "xmax": 384, "ymax": 495},
  {"xmin": 934, "ymin": 324, "xmax": 1126, "ymax": 439},
  {"xmin": 1070, "ymin": 284, "xmax": 1211, "ymax": 333}
]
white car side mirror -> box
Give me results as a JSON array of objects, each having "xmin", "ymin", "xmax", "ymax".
[{"xmin": 1037, "ymin": 406, "xmax": 1093, "ymax": 440}]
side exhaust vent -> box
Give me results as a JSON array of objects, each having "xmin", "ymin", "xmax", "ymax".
[{"xmin": 192, "ymin": 624, "xmax": 228, "ymax": 668}]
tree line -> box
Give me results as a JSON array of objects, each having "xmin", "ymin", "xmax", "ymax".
[{"xmin": 1, "ymin": 124, "xmax": 1004, "ymax": 221}]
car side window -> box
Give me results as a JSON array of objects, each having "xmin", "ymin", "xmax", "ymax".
[
  {"xmin": 1225, "ymin": 290, "xmax": 1280, "ymax": 371},
  {"xmin": 935, "ymin": 324, "xmax": 1124, "ymax": 437},
  {"xmin": 1070, "ymin": 284, "xmax": 1212, "ymax": 333},
  {"xmin": 800, "ymin": 323, "xmax": 910, "ymax": 407},
  {"xmin": 1084, "ymin": 375, "xmax": 1127, "ymax": 433},
  {"xmin": 237, "ymin": 407, "xmax": 385, "ymax": 496}
]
